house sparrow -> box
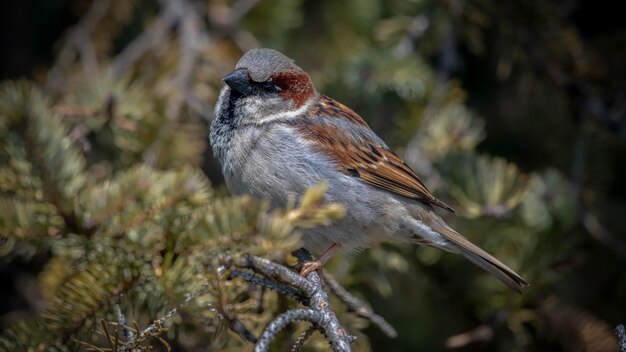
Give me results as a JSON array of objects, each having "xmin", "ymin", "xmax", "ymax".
[{"xmin": 210, "ymin": 48, "xmax": 529, "ymax": 292}]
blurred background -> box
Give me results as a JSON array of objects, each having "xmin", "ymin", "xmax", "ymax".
[{"xmin": 0, "ymin": 0, "xmax": 625, "ymax": 351}]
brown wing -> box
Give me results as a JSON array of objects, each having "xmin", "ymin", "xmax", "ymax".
[{"xmin": 289, "ymin": 95, "xmax": 455, "ymax": 212}]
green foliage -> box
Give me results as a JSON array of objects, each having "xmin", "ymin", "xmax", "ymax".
[
  {"xmin": 0, "ymin": 79, "xmax": 344, "ymax": 350},
  {"xmin": 416, "ymin": 101, "xmax": 485, "ymax": 159},
  {"xmin": 0, "ymin": 82, "xmax": 87, "ymax": 213},
  {"xmin": 1, "ymin": 0, "xmax": 624, "ymax": 351},
  {"xmin": 440, "ymin": 152, "xmax": 529, "ymax": 218}
]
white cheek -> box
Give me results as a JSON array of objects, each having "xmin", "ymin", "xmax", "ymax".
[
  {"xmin": 238, "ymin": 95, "xmax": 287, "ymax": 121},
  {"xmin": 240, "ymin": 96, "xmax": 265, "ymax": 116}
]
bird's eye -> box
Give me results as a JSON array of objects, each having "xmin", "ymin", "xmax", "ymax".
[{"xmin": 261, "ymin": 82, "xmax": 281, "ymax": 93}]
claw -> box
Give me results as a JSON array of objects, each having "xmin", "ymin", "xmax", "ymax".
[
  {"xmin": 300, "ymin": 261, "xmax": 322, "ymax": 277},
  {"xmin": 298, "ymin": 243, "xmax": 342, "ymax": 277}
]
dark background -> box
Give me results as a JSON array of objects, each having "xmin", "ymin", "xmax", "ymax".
[{"xmin": 1, "ymin": 0, "xmax": 625, "ymax": 351}]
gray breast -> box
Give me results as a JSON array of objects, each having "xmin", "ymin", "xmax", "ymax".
[{"xmin": 221, "ymin": 123, "xmax": 400, "ymax": 253}]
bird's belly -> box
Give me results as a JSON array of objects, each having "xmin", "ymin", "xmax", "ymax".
[
  {"xmin": 222, "ymin": 127, "xmax": 403, "ymax": 253},
  {"xmin": 227, "ymin": 173, "xmax": 390, "ymax": 253}
]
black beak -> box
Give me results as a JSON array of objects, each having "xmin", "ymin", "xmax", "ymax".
[{"xmin": 223, "ymin": 69, "xmax": 252, "ymax": 96}]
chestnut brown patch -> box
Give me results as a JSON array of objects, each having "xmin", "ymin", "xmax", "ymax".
[{"xmin": 271, "ymin": 72, "xmax": 316, "ymax": 108}]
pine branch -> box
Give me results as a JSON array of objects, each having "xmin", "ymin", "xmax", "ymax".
[
  {"xmin": 0, "ymin": 262, "xmax": 140, "ymax": 349},
  {"xmin": 234, "ymin": 251, "xmax": 355, "ymax": 352},
  {"xmin": 290, "ymin": 325, "xmax": 317, "ymax": 352},
  {"xmin": 40, "ymin": 264, "xmax": 137, "ymax": 338},
  {"xmin": 0, "ymin": 198, "xmax": 64, "ymax": 238},
  {"xmin": 255, "ymin": 309, "xmax": 338, "ymax": 352},
  {"xmin": 322, "ymin": 271, "xmax": 397, "ymax": 338},
  {"xmin": 0, "ymin": 81, "xmax": 88, "ymax": 234},
  {"xmin": 46, "ymin": 0, "xmax": 109, "ymax": 92},
  {"xmin": 228, "ymin": 269, "xmax": 308, "ymax": 303}
]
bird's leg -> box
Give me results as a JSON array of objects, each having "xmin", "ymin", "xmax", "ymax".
[{"xmin": 300, "ymin": 243, "xmax": 342, "ymax": 277}]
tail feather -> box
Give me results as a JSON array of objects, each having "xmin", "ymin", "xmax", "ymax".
[
  {"xmin": 434, "ymin": 224, "xmax": 529, "ymax": 292},
  {"xmin": 454, "ymin": 240, "xmax": 529, "ymax": 292}
]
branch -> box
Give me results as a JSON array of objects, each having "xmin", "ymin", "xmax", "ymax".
[
  {"xmin": 209, "ymin": 0, "xmax": 261, "ymax": 51},
  {"xmin": 110, "ymin": 0, "xmax": 180, "ymax": 77},
  {"xmin": 322, "ymin": 271, "xmax": 397, "ymax": 338},
  {"xmin": 111, "ymin": 0, "xmax": 214, "ymax": 139},
  {"xmin": 167, "ymin": 0, "xmax": 213, "ymax": 120},
  {"xmin": 113, "ymin": 283, "xmax": 210, "ymax": 352},
  {"xmin": 445, "ymin": 324, "xmax": 494, "ymax": 349},
  {"xmin": 46, "ymin": 0, "xmax": 109, "ymax": 92},
  {"xmin": 290, "ymin": 325, "xmax": 317, "ymax": 352},
  {"xmin": 255, "ymin": 309, "xmax": 337, "ymax": 352},
  {"xmin": 235, "ymin": 251, "xmax": 355, "ymax": 352},
  {"xmin": 228, "ymin": 269, "xmax": 307, "ymax": 303},
  {"xmin": 101, "ymin": 249, "xmax": 392, "ymax": 352},
  {"xmin": 229, "ymin": 0, "xmax": 262, "ymax": 24}
]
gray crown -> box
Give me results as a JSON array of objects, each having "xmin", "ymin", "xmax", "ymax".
[{"xmin": 235, "ymin": 48, "xmax": 304, "ymax": 82}]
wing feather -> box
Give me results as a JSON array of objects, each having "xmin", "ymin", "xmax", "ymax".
[{"xmin": 289, "ymin": 95, "xmax": 454, "ymax": 212}]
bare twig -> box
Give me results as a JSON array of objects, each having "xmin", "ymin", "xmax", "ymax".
[
  {"xmin": 322, "ymin": 271, "xmax": 397, "ymax": 338},
  {"xmin": 110, "ymin": 0, "xmax": 180, "ymax": 77},
  {"xmin": 235, "ymin": 255, "xmax": 315, "ymax": 295},
  {"xmin": 139, "ymin": 0, "xmax": 213, "ymax": 164},
  {"xmin": 111, "ymin": 250, "xmax": 389, "ymax": 352},
  {"xmin": 256, "ymin": 286, "xmax": 266, "ymax": 313},
  {"xmin": 444, "ymin": 310, "xmax": 509, "ymax": 349},
  {"xmin": 292, "ymin": 249, "xmax": 355, "ymax": 350},
  {"xmin": 209, "ymin": 0, "xmax": 261, "ymax": 51},
  {"xmin": 46, "ymin": 0, "xmax": 109, "ymax": 92},
  {"xmin": 49, "ymin": 0, "xmax": 218, "ymax": 122},
  {"xmin": 113, "ymin": 282, "xmax": 209, "ymax": 352},
  {"xmin": 167, "ymin": 0, "xmax": 213, "ymax": 120},
  {"xmin": 255, "ymin": 309, "xmax": 328, "ymax": 352},
  {"xmin": 114, "ymin": 302, "xmax": 134, "ymax": 342},
  {"xmin": 229, "ymin": 0, "xmax": 262, "ymax": 24},
  {"xmin": 445, "ymin": 324, "xmax": 494, "ymax": 349},
  {"xmin": 235, "ymin": 251, "xmax": 354, "ymax": 352},
  {"xmin": 290, "ymin": 325, "xmax": 317, "ymax": 352},
  {"xmin": 229, "ymin": 269, "xmax": 307, "ymax": 303},
  {"xmin": 229, "ymin": 317, "xmax": 258, "ymax": 343}
]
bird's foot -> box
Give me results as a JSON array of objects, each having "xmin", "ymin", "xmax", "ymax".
[
  {"xmin": 298, "ymin": 243, "xmax": 342, "ymax": 277},
  {"xmin": 300, "ymin": 261, "xmax": 323, "ymax": 277}
]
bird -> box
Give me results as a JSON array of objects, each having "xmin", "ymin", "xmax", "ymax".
[{"xmin": 210, "ymin": 48, "xmax": 529, "ymax": 292}]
